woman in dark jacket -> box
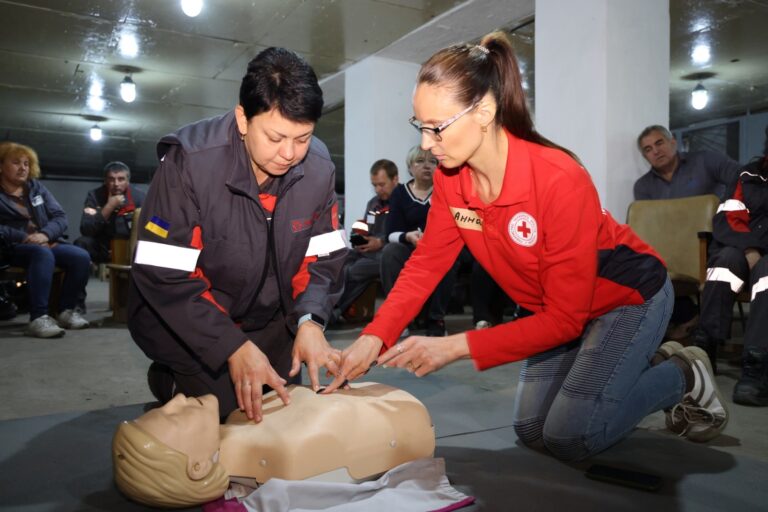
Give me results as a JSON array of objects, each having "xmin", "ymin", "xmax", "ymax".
[{"xmin": 0, "ymin": 142, "xmax": 90, "ymax": 338}]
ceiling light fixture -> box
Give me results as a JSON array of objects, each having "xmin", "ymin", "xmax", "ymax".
[
  {"xmin": 181, "ymin": 0, "xmax": 204, "ymax": 17},
  {"xmin": 90, "ymin": 124, "xmax": 103, "ymax": 141},
  {"xmin": 118, "ymin": 31, "xmax": 139, "ymax": 58},
  {"xmin": 691, "ymin": 82, "xmax": 709, "ymax": 110},
  {"xmin": 691, "ymin": 44, "xmax": 711, "ymax": 65},
  {"xmin": 120, "ymin": 75, "xmax": 137, "ymax": 103}
]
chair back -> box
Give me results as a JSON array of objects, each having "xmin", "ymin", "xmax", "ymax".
[
  {"xmin": 128, "ymin": 207, "xmax": 142, "ymax": 264},
  {"xmin": 627, "ymin": 195, "xmax": 719, "ymax": 283}
]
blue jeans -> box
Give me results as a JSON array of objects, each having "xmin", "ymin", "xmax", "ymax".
[
  {"xmin": 10, "ymin": 243, "xmax": 91, "ymax": 320},
  {"xmin": 512, "ymin": 276, "xmax": 683, "ymax": 461}
]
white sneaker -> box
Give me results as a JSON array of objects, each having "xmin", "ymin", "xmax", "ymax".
[
  {"xmin": 26, "ymin": 315, "xmax": 65, "ymax": 338},
  {"xmin": 57, "ymin": 309, "xmax": 90, "ymax": 329},
  {"xmin": 475, "ymin": 320, "xmax": 492, "ymax": 330},
  {"xmin": 670, "ymin": 346, "xmax": 729, "ymax": 442}
]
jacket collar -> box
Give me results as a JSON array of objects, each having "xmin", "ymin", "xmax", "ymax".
[{"xmin": 458, "ymin": 129, "xmax": 531, "ymax": 208}]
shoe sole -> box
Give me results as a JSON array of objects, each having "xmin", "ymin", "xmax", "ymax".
[{"xmin": 678, "ymin": 346, "xmax": 730, "ymax": 442}]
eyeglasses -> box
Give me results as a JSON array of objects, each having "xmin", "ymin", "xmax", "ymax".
[{"xmin": 408, "ymin": 102, "xmax": 479, "ymax": 141}]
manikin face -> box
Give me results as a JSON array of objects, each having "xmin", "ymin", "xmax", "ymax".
[
  {"xmin": 0, "ymin": 153, "xmax": 31, "ymax": 187},
  {"xmin": 105, "ymin": 170, "xmax": 129, "ymax": 196},
  {"xmin": 640, "ymin": 130, "xmax": 678, "ymax": 170},
  {"xmin": 370, "ymin": 169, "xmax": 398, "ymax": 201},
  {"xmin": 134, "ymin": 393, "xmax": 220, "ymax": 479},
  {"xmin": 412, "ymin": 83, "xmax": 484, "ymax": 170},
  {"xmin": 235, "ymin": 106, "xmax": 315, "ymax": 183}
]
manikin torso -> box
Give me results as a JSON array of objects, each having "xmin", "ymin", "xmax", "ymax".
[{"xmin": 219, "ymin": 382, "xmax": 436, "ymax": 484}]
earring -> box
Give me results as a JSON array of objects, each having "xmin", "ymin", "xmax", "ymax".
[
  {"xmin": 481, "ymin": 125, "xmax": 488, "ymax": 133},
  {"xmin": 239, "ymin": 132, "xmax": 246, "ymax": 141}
]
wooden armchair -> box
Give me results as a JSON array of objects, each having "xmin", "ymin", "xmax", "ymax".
[{"xmin": 107, "ymin": 207, "xmax": 141, "ymax": 322}]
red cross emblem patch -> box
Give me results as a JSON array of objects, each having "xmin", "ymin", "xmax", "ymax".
[{"xmin": 508, "ymin": 212, "xmax": 537, "ymax": 247}]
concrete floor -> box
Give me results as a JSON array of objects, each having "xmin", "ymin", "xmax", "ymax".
[{"xmin": 1, "ymin": 277, "xmax": 767, "ymax": 511}]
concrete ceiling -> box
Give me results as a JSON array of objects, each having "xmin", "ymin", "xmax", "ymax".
[{"xmin": 0, "ymin": 0, "xmax": 766, "ymax": 185}]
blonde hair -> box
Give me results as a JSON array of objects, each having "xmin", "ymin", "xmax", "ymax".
[
  {"xmin": 0, "ymin": 142, "xmax": 41, "ymax": 179},
  {"xmin": 112, "ymin": 421, "xmax": 229, "ymax": 508},
  {"xmin": 405, "ymin": 145, "xmax": 436, "ymax": 170}
]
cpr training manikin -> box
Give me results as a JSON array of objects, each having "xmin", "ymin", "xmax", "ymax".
[{"xmin": 112, "ymin": 382, "xmax": 473, "ymax": 510}]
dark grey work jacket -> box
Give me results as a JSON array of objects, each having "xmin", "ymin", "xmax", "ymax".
[
  {"xmin": 128, "ymin": 110, "xmax": 347, "ymax": 374},
  {"xmin": 0, "ymin": 180, "xmax": 68, "ymax": 244}
]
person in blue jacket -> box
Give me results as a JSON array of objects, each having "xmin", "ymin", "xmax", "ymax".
[{"xmin": 0, "ymin": 142, "xmax": 91, "ymax": 338}]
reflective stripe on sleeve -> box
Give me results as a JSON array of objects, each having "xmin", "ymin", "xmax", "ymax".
[
  {"xmin": 716, "ymin": 199, "xmax": 748, "ymax": 214},
  {"xmin": 305, "ymin": 229, "xmax": 347, "ymax": 257},
  {"xmin": 134, "ymin": 240, "xmax": 201, "ymax": 272},
  {"xmin": 752, "ymin": 276, "xmax": 768, "ymax": 302},
  {"xmin": 706, "ymin": 266, "xmax": 745, "ymax": 293}
]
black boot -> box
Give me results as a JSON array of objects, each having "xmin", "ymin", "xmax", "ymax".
[
  {"xmin": 690, "ymin": 327, "xmax": 722, "ymax": 375},
  {"xmin": 733, "ymin": 347, "xmax": 768, "ymax": 406}
]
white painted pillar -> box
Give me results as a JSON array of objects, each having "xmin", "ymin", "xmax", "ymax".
[
  {"xmin": 343, "ymin": 56, "xmax": 421, "ymax": 230},
  {"xmin": 535, "ymin": 0, "xmax": 669, "ymax": 219}
]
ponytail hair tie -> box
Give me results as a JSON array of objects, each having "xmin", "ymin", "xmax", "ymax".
[{"xmin": 476, "ymin": 45, "xmax": 489, "ymax": 55}]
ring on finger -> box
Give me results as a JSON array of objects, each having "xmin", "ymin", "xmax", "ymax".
[{"xmin": 396, "ymin": 345, "xmax": 404, "ymax": 353}]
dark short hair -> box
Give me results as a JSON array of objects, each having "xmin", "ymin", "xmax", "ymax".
[
  {"xmin": 103, "ymin": 161, "xmax": 130, "ymax": 179},
  {"xmin": 637, "ymin": 125, "xmax": 674, "ymax": 151},
  {"xmin": 369, "ymin": 159, "xmax": 398, "ymax": 179},
  {"xmin": 239, "ymin": 47, "xmax": 323, "ymax": 123}
]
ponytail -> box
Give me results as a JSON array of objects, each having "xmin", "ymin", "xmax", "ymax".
[{"xmin": 418, "ymin": 31, "xmax": 579, "ymax": 162}]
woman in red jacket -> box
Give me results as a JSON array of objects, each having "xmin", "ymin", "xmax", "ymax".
[{"xmin": 327, "ymin": 32, "xmax": 728, "ymax": 460}]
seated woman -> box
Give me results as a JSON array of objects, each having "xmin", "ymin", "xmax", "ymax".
[
  {"xmin": 0, "ymin": 142, "xmax": 91, "ymax": 338},
  {"xmin": 112, "ymin": 383, "xmax": 437, "ymax": 508},
  {"xmin": 381, "ymin": 146, "xmax": 459, "ymax": 336}
]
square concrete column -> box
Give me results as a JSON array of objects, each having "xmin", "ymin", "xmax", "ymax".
[
  {"xmin": 535, "ymin": 0, "xmax": 669, "ymax": 218},
  {"xmin": 344, "ymin": 56, "xmax": 420, "ymax": 230}
]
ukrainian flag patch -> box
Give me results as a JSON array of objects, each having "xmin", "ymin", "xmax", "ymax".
[{"xmin": 145, "ymin": 216, "xmax": 170, "ymax": 239}]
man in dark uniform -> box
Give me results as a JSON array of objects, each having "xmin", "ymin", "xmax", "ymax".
[
  {"xmin": 331, "ymin": 159, "xmax": 398, "ymax": 323},
  {"xmin": 128, "ymin": 47, "xmax": 348, "ymax": 421},
  {"xmin": 692, "ymin": 127, "xmax": 768, "ymax": 406},
  {"xmin": 75, "ymin": 161, "xmax": 145, "ymax": 263}
]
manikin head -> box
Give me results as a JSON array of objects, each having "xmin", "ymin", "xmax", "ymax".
[{"xmin": 112, "ymin": 394, "xmax": 228, "ymax": 508}]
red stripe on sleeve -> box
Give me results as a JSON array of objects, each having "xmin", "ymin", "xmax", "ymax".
[
  {"xmin": 331, "ymin": 202, "xmax": 339, "ymax": 229},
  {"xmin": 725, "ymin": 181, "xmax": 751, "ymax": 233},
  {"xmin": 291, "ymin": 255, "xmax": 318, "ymax": 299},
  {"xmin": 188, "ymin": 225, "xmax": 228, "ymax": 314}
]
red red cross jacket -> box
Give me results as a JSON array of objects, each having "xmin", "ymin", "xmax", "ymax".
[{"xmin": 363, "ymin": 132, "xmax": 667, "ymax": 370}]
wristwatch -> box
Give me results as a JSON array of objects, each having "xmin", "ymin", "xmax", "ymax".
[{"xmin": 298, "ymin": 313, "xmax": 326, "ymax": 331}]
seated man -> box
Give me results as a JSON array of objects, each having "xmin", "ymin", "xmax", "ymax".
[
  {"xmin": 331, "ymin": 159, "xmax": 398, "ymax": 323},
  {"xmin": 112, "ymin": 383, "xmax": 445, "ymax": 509},
  {"xmin": 691, "ymin": 127, "xmax": 768, "ymax": 406},
  {"xmin": 74, "ymin": 161, "xmax": 145, "ymax": 264},
  {"xmin": 633, "ymin": 125, "xmax": 742, "ymax": 339},
  {"xmin": 633, "ymin": 124, "xmax": 740, "ymax": 201}
]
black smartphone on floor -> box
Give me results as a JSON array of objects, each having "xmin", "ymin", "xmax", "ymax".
[{"xmin": 585, "ymin": 464, "xmax": 663, "ymax": 492}]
